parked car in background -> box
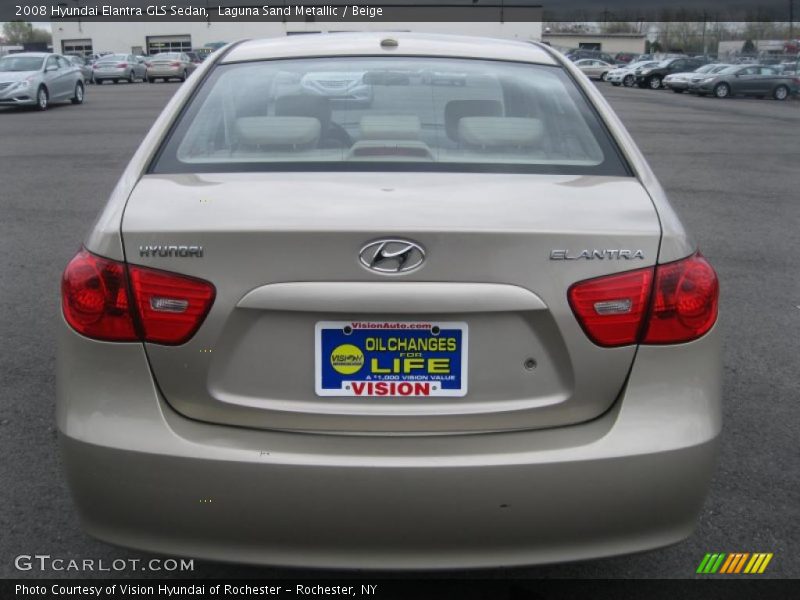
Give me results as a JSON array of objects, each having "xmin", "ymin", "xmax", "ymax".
[
  {"xmin": 93, "ymin": 53, "xmax": 146, "ymax": 84},
  {"xmin": 565, "ymin": 49, "xmax": 616, "ymax": 65},
  {"xmin": 300, "ymin": 70, "xmax": 375, "ymax": 104},
  {"xmin": 0, "ymin": 52, "xmax": 84, "ymax": 110},
  {"xmin": 66, "ymin": 54, "xmax": 94, "ymax": 83},
  {"xmin": 613, "ymin": 52, "xmax": 638, "ymax": 65},
  {"xmin": 58, "ymin": 32, "xmax": 721, "ymax": 571},
  {"xmin": 185, "ymin": 51, "xmax": 204, "ymax": 65},
  {"xmin": 689, "ymin": 64, "xmax": 797, "ymax": 100},
  {"xmin": 88, "ymin": 52, "xmax": 112, "ymax": 64},
  {"xmin": 664, "ymin": 63, "xmax": 730, "ymax": 93},
  {"xmin": 146, "ymin": 52, "xmax": 197, "ymax": 82},
  {"xmin": 635, "ymin": 57, "xmax": 705, "ymax": 89},
  {"xmin": 606, "ymin": 60, "xmax": 660, "ymax": 86},
  {"xmin": 573, "ymin": 58, "xmax": 614, "ymax": 80}
]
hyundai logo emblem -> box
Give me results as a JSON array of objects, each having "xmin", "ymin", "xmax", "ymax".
[{"xmin": 359, "ymin": 239, "xmax": 426, "ymax": 274}]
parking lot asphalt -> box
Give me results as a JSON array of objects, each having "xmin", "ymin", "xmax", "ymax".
[{"xmin": 0, "ymin": 81, "xmax": 798, "ymax": 579}]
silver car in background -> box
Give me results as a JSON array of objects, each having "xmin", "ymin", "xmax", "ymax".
[
  {"xmin": 664, "ymin": 63, "xmax": 732, "ymax": 93},
  {"xmin": 93, "ymin": 53, "xmax": 146, "ymax": 84},
  {"xmin": 573, "ymin": 58, "xmax": 614, "ymax": 80},
  {"xmin": 66, "ymin": 55, "xmax": 95, "ymax": 84},
  {"xmin": 0, "ymin": 53, "xmax": 85, "ymax": 110},
  {"xmin": 606, "ymin": 61, "xmax": 659, "ymax": 86},
  {"xmin": 300, "ymin": 70, "xmax": 374, "ymax": 105},
  {"xmin": 146, "ymin": 52, "xmax": 197, "ymax": 82},
  {"xmin": 59, "ymin": 33, "xmax": 721, "ymax": 569}
]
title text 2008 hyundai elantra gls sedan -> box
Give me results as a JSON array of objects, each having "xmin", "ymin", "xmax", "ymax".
[{"xmin": 58, "ymin": 33, "xmax": 720, "ymax": 569}]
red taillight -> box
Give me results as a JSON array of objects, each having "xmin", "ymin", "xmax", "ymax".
[
  {"xmin": 61, "ymin": 250, "xmax": 138, "ymax": 341},
  {"xmin": 128, "ymin": 265, "xmax": 215, "ymax": 345},
  {"xmin": 61, "ymin": 249, "xmax": 215, "ymax": 345},
  {"xmin": 568, "ymin": 267, "xmax": 653, "ymax": 347},
  {"xmin": 116, "ymin": 62, "xmax": 128, "ymax": 68},
  {"xmin": 568, "ymin": 253, "xmax": 718, "ymax": 347},
  {"xmin": 642, "ymin": 253, "xmax": 719, "ymax": 344},
  {"xmin": 171, "ymin": 61, "xmax": 181, "ymax": 67}
]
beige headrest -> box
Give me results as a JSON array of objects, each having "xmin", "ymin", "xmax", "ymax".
[
  {"xmin": 458, "ymin": 117, "xmax": 544, "ymax": 147},
  {"xmin": 235, "ymin": 116, "xmax": 321, "ymax": 146}
]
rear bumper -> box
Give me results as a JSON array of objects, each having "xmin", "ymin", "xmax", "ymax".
[
  {"xmin": 147, "ymin": 67, "xmax": 184, "ymax": 78},
  {"xmin": 57, "ymin": 319, "xmax": 722, "ymax": 569},
  {"xmin": 94, "ymin": 68, "xmax": 127, "ymax": 79}
]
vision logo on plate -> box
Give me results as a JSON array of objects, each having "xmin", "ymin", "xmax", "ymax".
[{"xmin": 330, "ymin": 344, "xmax": 365, "ymax": 375}]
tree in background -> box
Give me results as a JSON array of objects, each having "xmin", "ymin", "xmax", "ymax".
[
  {"xmin": 2, "ymin": 21, "xmax": 52, "ymax": 45},
  {"xmin": 599, "ymin": 21, "xmax": 640, "ymax": 34}
]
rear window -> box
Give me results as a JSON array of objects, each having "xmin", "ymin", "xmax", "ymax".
[{"xmin": 151, "ymin": 56, "xmax": 630, "ymax": 176}]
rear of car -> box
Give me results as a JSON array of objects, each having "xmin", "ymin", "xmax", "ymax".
[
  {"xmin": 146, "ymin": 52, "xmax": 193, "ymax": 82},
  {"xmin": 93, "ymin": 53, "xmax": 138, "ymax": 84},
  {"xmin": 58, "ymin": 33, "xmax": 721, "ymax": 569}
]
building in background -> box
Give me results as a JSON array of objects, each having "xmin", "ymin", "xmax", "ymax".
[
  {"xmin": 717, "ymin": 39, "xmax": 796, "ymax": 60},
  {"xmin": 541, "ymin": 32, "xmax": 646, "ymax": 56}
]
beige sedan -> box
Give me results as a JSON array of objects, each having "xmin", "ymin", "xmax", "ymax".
[
  {"xmin": 574, "ymin": 58, "xmax": 614, "ymax": 80},
  {"xmin": 145, "ymin": 52, "xmax": 197, "ymax": 83}
]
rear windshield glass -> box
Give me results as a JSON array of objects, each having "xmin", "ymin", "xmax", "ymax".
[
  {"xmin": 99, "ymin": 54, "xmax": 127, "ymax": 62},
  {"xmin": 151, "ymin": 56, "xmax": 630, "ymax": 176}
]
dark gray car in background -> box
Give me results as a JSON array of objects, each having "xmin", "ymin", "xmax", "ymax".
[{"xmin": 690, "ymin": 65, "xmax": 798, "ymax": 100}]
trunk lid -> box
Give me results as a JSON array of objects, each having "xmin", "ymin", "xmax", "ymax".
[{"xmin": 122, "ymin": 172, "xmax": 660, "ymax": 434}]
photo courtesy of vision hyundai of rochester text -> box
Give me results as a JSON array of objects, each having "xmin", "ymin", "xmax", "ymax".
[{"xmin": 58, "ymin": 33, "xmax": 720, "ymax": 569}]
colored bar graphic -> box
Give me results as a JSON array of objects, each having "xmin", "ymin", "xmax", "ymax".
[
  {"xmin": 758, "ymin": 553, "xmax": 773, "ymax": 573},
  {"xmin": 734, "ymin": 553, "xmax": 750, "ymax": 573},
  {"xmin": 744, "ymin": 554, "xmax": 760, "ymax": 574},
  {"xmin": 697, "ymin": 553, "xmax": 713, "ymax": 574},
  {"xmin": 719, "ymin": 554, "xmax": 736, "ymax": 573},
  {"xmin": 698, "ymin": 552, "xmax": 773, "ymax": 574},
  {"xmin": 710, "ymin": 553, "xmax": 726, "ymax": 573}
]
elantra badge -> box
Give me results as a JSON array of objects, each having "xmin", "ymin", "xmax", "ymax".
[{"xmin": 550, "ymin": 249, "xmax": 645, "ymax": 260}]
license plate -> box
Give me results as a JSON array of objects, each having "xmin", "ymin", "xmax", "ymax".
[{"xmin": 315, "ymin": 321, "xmax": 467, "ymax": 397}]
